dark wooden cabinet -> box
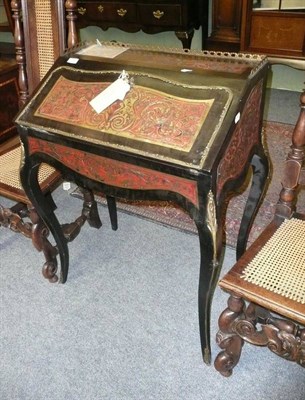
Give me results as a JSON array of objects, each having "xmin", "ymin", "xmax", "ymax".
[
  {"xmin": 73, "ymin": 0, "xmax": 208, "ymax": 49},
  {"xmin": 0, "ymin": 59, "xmax": 19, "ymax": 143},
  {"xmin": 206, "ymin": 0, "xmax": 305, "ymax": 64},
  {"xmin": 240, "ymin": 4, "xmax": 305, "ymax": 61},
  {"xmin": 206, "ymin": 0, "xmax": 242, "ymax": 52}
]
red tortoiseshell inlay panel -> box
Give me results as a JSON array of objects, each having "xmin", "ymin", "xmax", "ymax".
[
  {"xmin": 27, "ymin": 137, "xmax": 199, "ymax": 207},
  {"xmin": 217, "ymin": 80, "xmax": 263, "ymax": 195},
  {"xmin": 34, "ymin": 76, "xmax": 213, "ymax": 152}
]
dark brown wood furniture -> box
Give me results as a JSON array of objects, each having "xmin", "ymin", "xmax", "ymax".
[
  {"xmin": 15, "ymin": 42, "xmax": 269, "ymax": 364},
  {"xmin": 206, "ymin": 0, "xmax": 305, "ymax": 66},
  {"xmin": 206, "ymin": 0, "xmax": 242, "ymax": 53},
  {"xmin": 12, "ymin": 0, "xmax": 66, "ymax": 96},
  {"xmin": 0, "ymin": 59, "xmax": 19, "ymax": 143},
  {"xmin": 65, "ymin": 0, "xmax": 208, "ymax": 49},
  {"xmin": 0, "ymin": 0, "xmax": 13, "ymax": 32},
  {"xmin": 0, "ymin": 2, "xmax": 19, "ymax": 143},
  {"xmin": 240, "ymin": 1, "xmax": 305, "ymax": 62},
  {"xmin": 214, "ymin": 91, "xmax": 305, "ymax": 376},
  {"xmin": 0, "ymin": 0, "xmax": 15, "ymax": 56}
]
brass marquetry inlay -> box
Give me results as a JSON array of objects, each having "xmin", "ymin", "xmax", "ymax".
[
  {"xmin": 98, "ymin": 5, "xmax": 104, "ymax": 13},
  {"xmin": 33, "ymin": 75, "xmax": 214, "ymax": 152},
  {"xmin": 16, "ymin": 58, "xmax": 234, "ymax": 169}
]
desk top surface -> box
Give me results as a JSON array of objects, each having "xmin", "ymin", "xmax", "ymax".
[{"xmin": 16, "ymin": 42, "xmax": 268, "ymax": 170}]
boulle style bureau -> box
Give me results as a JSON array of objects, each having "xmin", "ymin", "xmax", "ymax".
[
  {"xmin": 68, "ymin": 0, "xmax": 206, "ymax": 49},
  {"xmin": 15, "ymin": 42, "xmax": 269, "ymax": 364}
]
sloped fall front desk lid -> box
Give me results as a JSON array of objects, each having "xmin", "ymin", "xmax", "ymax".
[{"xmin": 16, "ymin": 67, "xmax": 233, "ymax": 170}]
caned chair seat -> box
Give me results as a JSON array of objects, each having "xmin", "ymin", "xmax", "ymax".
[
  {"xmin": 214, "ymin": 91, "xmax": 305, "ymax": 376},
  {"xmin": 0, "ymin": 144, "xmax": 60, "ymax": 203},
  {"xmin": 219, "ymin": 217, "xmax": 305, "ymax": 325}
]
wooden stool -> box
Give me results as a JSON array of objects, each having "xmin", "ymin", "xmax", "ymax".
[{"xmin": 214, "ymin": 91, "xmax": 305, "ymax": 376}]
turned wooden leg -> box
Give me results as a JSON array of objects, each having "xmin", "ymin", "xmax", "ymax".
[
  {"xmin": 81, "ymin": 188, "xmax": 102, "ymax": 229},
  {"xmin": 62, "ymin": 188, "xmax": 102, "ymax": 242},
  {"xmin": 214, "ymin": 295, "xmax": 245, "ymax": 376}
]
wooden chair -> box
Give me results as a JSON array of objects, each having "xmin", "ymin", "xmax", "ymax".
[
  {"xmin": 214, "ymin": 91, "xmax": 305, "ymax": 376},
  {"xmin": 0, "ymin": 142, "xmax": 108, "ymax": 283},
  {"xmin": 0, "ymin": 1, "xmax": 120, "ymax": 283}
]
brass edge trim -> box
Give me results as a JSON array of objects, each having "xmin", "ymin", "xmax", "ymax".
[
  {"xmin": 63, "ymin": 41, "xmax": 269, "ymax": 81},
  {"xmin": 65, "ymin": 40, "xmax": 268, "ymax": 63}
]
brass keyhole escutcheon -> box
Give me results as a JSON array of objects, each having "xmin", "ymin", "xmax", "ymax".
[
  {"xmin": 98, "ymin": 5, "xmax": 104, "ymax": 13},
  {"xmin": 153, "ymin": 10, "xmax": 164, "ymax": 19},
  {"xmin": 78, "ymin": 7, "xmax": 86, "ymax": 15},
  {"xmin": 117, "ymin": 8, "xmax": 127, "ymax": 17}
]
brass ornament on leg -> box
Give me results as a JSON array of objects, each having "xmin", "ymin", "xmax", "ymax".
[{"xmin": 206, "ymin": 190, "xmax": 218, "ymax": 265}]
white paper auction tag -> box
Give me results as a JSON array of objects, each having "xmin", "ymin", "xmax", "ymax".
[
  {"xmin": 67, "ymin": 57, "xmax": 79, "ymax": 64},
  {"xmin": 90, "ymin": 71, "xmax": 131, "ymax": 114}
]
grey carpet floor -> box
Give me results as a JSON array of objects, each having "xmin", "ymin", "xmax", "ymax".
[
  {"xmin": 264, "ymin": 88, "xmax": 301, "ymax": 124},
  {"xmin": 1, "ymin": 185, "xmax": 305, "ymax": 400}
]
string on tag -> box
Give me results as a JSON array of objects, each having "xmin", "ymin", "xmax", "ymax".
[{"xmin": 90, "ymin": 70, "xmax": 132, "ymax": 114}]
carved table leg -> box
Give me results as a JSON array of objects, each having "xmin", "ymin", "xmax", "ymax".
[
  {"xmin": 175, "ymin": 29, "xmax": 194, "ymax": 49},
  {"xmin": 236, "ymin": 150, "xmax": 269, "ymax": 259},
  {"xmin": 214, "ymin": 295, "xmax": 245, "ymax": 376},
  {"xmin": 196, "ymin": 190, "xmax": 223, "ymax": 364}
]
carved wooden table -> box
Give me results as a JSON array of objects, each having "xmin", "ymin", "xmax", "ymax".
[
  {"xmin": 15, "ymin": 43, "xmax": 269, "ymax": 365},
  {"xmin": 66, "ymin": 0, "xmax": 208, "ymax": 49}
]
